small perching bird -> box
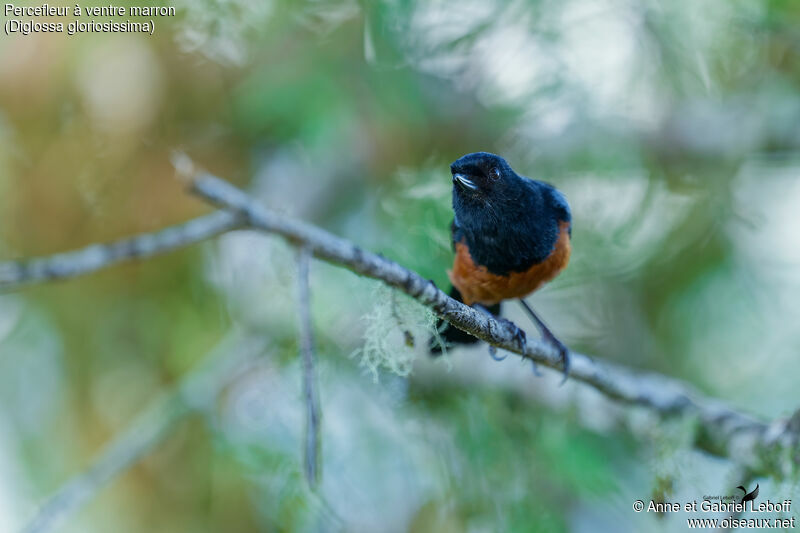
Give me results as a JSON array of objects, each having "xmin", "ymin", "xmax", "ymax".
[{"xmin": 432, "ymin": 152, "xmax": 572, "ymax": 381}]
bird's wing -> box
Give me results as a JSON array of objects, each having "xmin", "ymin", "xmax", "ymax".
[{"xmin": 748, "ymin": 484, "xmax": 759, "ymax": 500}]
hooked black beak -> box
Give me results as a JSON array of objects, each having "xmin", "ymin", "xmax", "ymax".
[{"xmin": 452, "ymin": 173, "xmax": 478, "ymax": 192}]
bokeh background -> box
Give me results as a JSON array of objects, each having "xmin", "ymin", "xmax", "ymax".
[{"xmin": 1, "ymin": 0, "xmax": 800, "ymax": 531}]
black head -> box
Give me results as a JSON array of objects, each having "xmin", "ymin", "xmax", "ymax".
[
  {"xmin": 448, "ymin": 151, "xmax": 572, "ymax": 274},
  {"xmin": 450, "ymin": 152, "xmax": 515, "ymax": 201}
]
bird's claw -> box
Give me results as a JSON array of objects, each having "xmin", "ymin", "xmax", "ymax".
[
  {"xmin": 497, "ymin": 318, "xmax": 540, "ymax": 376},
  {"xmin": 488, "ymin": 344, "xmax": 507, "ymax": 361},
  {"xmin": 517, "ymin": 329, "xmax": 542, "ymax": 377}
]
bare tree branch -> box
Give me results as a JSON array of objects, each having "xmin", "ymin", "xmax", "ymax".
[
  {"xmin": 296, "ymin": 246, "xmax": 321, "ymax": 488},
  {"xmin": 0, "ymin": 211, "xmax": 243, "ymax": 292},
  {"xmin": 0, "ymin": 170, "xmax": 796, "ymax": 483},
  {"xmin": 188, "ymin": 174, "xmax": 799, "ymax": 479},
  {"xmin": 21, "ymin": 332, "xmax": 266, "ymax": 533}
]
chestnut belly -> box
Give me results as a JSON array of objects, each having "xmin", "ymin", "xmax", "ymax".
[{"xmin": 449, "ymin": 221, "xmax": 571, "ymax": 306}]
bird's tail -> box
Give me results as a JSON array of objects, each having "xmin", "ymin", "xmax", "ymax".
[{"xmin": 429, "ymin": 286, "xmax": 501, "ymax": 355}]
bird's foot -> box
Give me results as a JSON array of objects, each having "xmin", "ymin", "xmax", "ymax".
[
  {"xmin": 496, "ymin": 317, "xmax": 540, "ymax": 376},
  {"xmin": 473, "ymin": 303, "xmax": 512, "ymax": 364}
]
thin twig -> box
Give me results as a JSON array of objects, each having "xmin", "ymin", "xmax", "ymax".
[
  {"xmin": 0, "ymin": 211, "xmax": 244, "ymax": 292},
  {"xmin": 21, "ymin": 332, "xmax": 266, "ymax": 533},
  {"xmin": 296, "ymin": 246, "xmax": 321, "ymax": 488}
]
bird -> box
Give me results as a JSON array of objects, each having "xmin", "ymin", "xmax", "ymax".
[{"xmin": 430, "ymin": 152, "xmax": 572, "ymax": 380}]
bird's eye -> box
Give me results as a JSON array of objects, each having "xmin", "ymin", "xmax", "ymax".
[{"xmin": 490, "ymin": 167, "xmax": 501, "ymax": 180}]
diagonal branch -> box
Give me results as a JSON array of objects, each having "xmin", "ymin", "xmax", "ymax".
[
  {"xmin": 0, "ymin": 171, "xmax": 797, "ymax": 480},
  {"xmin": 296, "ymin": 246, "xmax": 322, "ymax": 488},
  {"xmin": 187, "ymin": 174, "xmax": 798, "ymax": 479}
]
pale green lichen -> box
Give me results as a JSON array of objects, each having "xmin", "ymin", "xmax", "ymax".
[
  {"xmin": 353, "ymin": 285, "xmax": 445, "ymax": 381},
  {"xmin": 637, "ymin": 411, "xmax": 700, "ymax": 501}
]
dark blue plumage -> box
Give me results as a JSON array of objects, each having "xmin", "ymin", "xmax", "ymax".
[
  {"xmin": 450, "ymin": 152, "xmax": 571, "ymax": 276},
  {"xmin": 431, "ymin": 152, "xmax": 574, "ymax": 381}
]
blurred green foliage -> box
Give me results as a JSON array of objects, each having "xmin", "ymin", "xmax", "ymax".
[{"xmin": 2, "ymin": 0, "xmax": 800, "ymax": 531}]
